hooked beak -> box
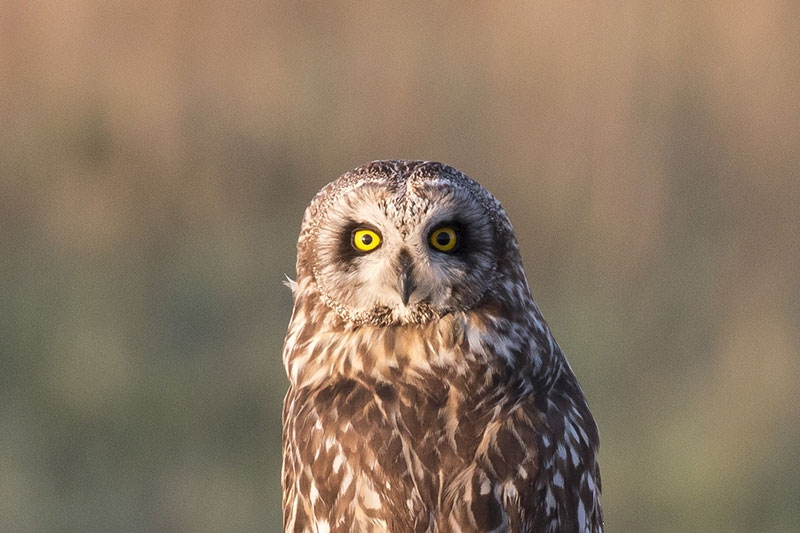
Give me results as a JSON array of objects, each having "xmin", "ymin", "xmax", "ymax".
[{"xmin": 397, "ymin": 249, "xmax": 416, "ymax": 306}]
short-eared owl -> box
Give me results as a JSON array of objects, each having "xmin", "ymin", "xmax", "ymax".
[{"xmin": 282, "ymin": 160, "xmax": 602, "ymax": 532}]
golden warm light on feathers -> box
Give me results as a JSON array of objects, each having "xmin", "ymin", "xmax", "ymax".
[{"xmin": 282, "ymin": 160, "xmax": 602, "ymax": 532}]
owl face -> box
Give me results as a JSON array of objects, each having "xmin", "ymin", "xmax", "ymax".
[{"xmin": 304, "ymin": 163, "xmax": 506, "ymax": 326}]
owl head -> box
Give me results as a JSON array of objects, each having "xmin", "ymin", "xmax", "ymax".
[{"xmin": 296, "ymin": 160, "xmax": 522, "ymax": 326}]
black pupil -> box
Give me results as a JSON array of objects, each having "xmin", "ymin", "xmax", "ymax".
[
  {"xmin": 361, "ymin": 234, "xmax": 373, "ymax": 246},
  {"xmin": 436, "ymin": 231, "xmax": 451, "ymax": 246}
]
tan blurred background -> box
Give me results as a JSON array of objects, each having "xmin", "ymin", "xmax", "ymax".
[{"xmin": 2, "ymin": 2, "xmax": 799, "ymax": 531}]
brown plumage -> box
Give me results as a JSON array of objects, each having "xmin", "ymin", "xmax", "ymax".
[{"xmin": 282, "ymin": 161, "xmax": 602, "ymax": 532}]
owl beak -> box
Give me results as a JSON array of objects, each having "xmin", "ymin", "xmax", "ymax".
[
  {"xmin": 400, "ymin": 268, "xmax": 415, "ymax": 306},
  {"xmin": 397, "ymin": 249, "xmax": 416, "ymax": 306}
]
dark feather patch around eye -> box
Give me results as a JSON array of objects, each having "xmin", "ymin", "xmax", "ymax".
[
  {"xmin": 428, "ymin": 221, "xmax": 469, "ymax": 255},
  {"xmin": 338, "ymin": 221, "xmax": 380, "ymax": 262}
]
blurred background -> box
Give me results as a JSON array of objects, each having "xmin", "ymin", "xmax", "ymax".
[{"xmin": 1, "ymin": 2, "xmax": 799, "ymax": 531}]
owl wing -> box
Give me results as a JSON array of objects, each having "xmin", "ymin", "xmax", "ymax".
[
  {"xmin": 441, "ymin": 373, "xmax": 602, "ymax": 532},
  {"xmin": 533, "ymin": 371, "xmax": 603, "ymax": 532}
]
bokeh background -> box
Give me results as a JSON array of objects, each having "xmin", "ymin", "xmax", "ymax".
[{"xmin": 2, "ymin": 2, "xmax": 799, "ymax": 531}]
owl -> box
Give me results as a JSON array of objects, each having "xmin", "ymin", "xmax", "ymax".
[{"xmin": 281, "ymin": 161, "xmax": 602, "ymax": 532}]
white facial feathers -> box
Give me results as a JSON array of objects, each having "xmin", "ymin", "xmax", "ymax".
[{"xmin": 302, "ymin": 163, "xmax": 507, "ymax": 326}]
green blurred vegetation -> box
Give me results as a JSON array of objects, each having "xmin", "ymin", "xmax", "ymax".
[{"xmin": 1, "ymin": 2, "xmax": 799, "ymax": 531}]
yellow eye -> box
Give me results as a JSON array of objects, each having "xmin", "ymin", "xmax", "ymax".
[
  {"xmin": 352, "ymin": 228, "xmax": 382, "ymax": 252},
  {"xmin": 429, "ymin": 226, "xmax": 458, "ymax": 252}
]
